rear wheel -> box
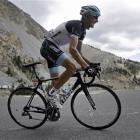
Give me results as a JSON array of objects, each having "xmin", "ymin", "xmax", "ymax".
[
  {"xmin": 8, "ymin": 87, "xmax": 48, "ymax": 129},
  {"xmin": 71, "ymin": 84, "xmax": 121, "ymax": 130}
]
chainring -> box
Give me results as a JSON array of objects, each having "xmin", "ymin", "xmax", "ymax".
[{"xmin": 47, "ymin": 105, "xmax": 60, "ymax": 121}]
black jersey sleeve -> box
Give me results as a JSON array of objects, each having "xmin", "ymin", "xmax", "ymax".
[{"xmin": 66, "ymin": 20, "xmax": 86, "ymax": 40}]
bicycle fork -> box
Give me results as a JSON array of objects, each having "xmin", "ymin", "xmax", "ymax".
[
  {"xmin": 76, "ymin": 72, "xmax": 96, "ymax": 111},
  {"xmin": 83, "ymin": 87, "xmax": 96, "ymax": 110}
]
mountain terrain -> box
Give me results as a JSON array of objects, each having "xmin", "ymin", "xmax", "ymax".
[{"xmin": 0, "ymin": 0, "xmax": 140, "ymax": 90}]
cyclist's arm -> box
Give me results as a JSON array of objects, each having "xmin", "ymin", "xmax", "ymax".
[
  {"xmin": 77, "ymin": 40, "xmax": 91, "ymax": 64},
  {"xmin": 69, "ymin": 36, "xmax": 89, "ymax": 69}
]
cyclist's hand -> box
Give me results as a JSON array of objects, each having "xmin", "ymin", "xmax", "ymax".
[
  {"xmin": 90, "ymin": 62, "xmax": 101, "ymax": 72},
  {"xmin": 85, "ymin": 66, "xmax": 96, "ymax": 77},
  {"xmin": 90, "ymin": 62, "xmax": 100, "ymax": 68}
]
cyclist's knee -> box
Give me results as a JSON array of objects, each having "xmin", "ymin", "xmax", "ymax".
[{"xmin": 62, "ymin": 59, "xmax": 76, "ymax": 74}]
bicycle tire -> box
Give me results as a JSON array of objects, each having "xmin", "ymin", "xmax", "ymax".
[
  {"xmin": 71, "ymin": 84, "xmax": 121, "ymax": 130},
  {"xmin": 8, "ymin": 87, "xmax": 48, "ymax": 129}
]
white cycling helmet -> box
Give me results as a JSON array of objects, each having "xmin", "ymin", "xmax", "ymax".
[{"xmin": 80, "ymin": 5, "xmax": 101, "ymax": 17}]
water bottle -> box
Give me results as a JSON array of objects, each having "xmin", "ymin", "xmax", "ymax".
[
  {"xmin": 59, "ymin": 83, "xmax": 72, "ymax": 105},
  {"xmin": 60, "ymin": 83, "xmax": 71, "ymax": 95}
]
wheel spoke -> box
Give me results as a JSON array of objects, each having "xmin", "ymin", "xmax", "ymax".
[
  {"xmin": 8, "ymin": 87, "xmax": 48, "ymax": 129},
  {"xmin": 71, "ymin": 84, "xmax": 121, "ymax": 130}
]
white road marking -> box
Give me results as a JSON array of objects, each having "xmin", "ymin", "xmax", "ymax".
[{"xmin": 127, "ymin": 112, "xmax": 139, "ymax": 115}]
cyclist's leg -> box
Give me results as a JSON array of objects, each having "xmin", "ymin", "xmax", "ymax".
[
  {"xmin": 40, "ymin": 39, "xmax": 76, "ymax": 90},
  {"xmin": 47, "ymin": 54, "xmax": 76, "ymax": 90},
  {"xmin": 40, "ymin": 40, "xmax": 58, "ymax": 87},
  {"xmin": 40, "ymin": 40, "xmax": 76, "ymax": 108},
  {"xmin": 50, "ymin": 72, "xmax": 59, "ymax": 87},
  {"xmin": 54, "ymin": 58, "xmax": 76, "ymax": 89},
  {"xmin": 48, "ymin": 63, "xmax": 60, "ymax": 88}
]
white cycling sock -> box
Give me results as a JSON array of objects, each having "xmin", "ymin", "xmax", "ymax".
[{"xmin": 48, "ymin": 87, "xmax": 59, "ymax": 96}]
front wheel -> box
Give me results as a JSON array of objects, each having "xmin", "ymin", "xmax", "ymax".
[
  {"xmin": 71, "ymin": 84, "xmax": 121, "ymax": 130},
  {"xmin": 8, "ymin": 87, "xmax": 48, "ymax": 129}
]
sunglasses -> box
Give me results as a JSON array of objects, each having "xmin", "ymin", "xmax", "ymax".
[
  {"xmin": 93, "ymin": 16, "xmax": 98, "ymax": 19},
  {"xmin": 89, "ymin": 16, "xmax": 98, "ymax": 22}
]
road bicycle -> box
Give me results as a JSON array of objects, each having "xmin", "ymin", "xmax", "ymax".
[{"xmin": 7, "ymin": 62, "xmax": 121, "ymax": 130}]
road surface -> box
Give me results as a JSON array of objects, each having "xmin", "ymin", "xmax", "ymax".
[{"xmin": 0, "ymin": 89, "xmax": 140, "ymax": 140}]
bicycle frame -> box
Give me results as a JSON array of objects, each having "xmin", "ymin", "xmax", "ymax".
[
  {"xmin": 23, "ymin": 63, "xmax": 96, "ymax": 111},
  {"xmin": 65, "ymin": 71, "xmax": 96, "ymax": 109},
  {"xmin": 8, "ymin": 62, "xmax": 121, "ymax": 129}
]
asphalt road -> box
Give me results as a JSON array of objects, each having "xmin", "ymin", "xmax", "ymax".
[{"xmin": 0, "ymin": 89, "xmax": 140, "ymax": 140}]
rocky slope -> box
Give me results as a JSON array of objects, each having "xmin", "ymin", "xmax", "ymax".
[
  {"xmin": 0, "ymin": 0, "xmax": 140, "ymax": 89},
  {"xmin": 82, "ymin": 45, "xmax": 140, "ymax": 89},
  {"xmin": 62, "ymin": 45, "xmax": 140, "ymax": 89}
]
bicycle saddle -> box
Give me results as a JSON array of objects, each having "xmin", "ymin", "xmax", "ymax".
[{"xmin": 22, "ymin": 62, "xmax": 41, "ymax": 68}]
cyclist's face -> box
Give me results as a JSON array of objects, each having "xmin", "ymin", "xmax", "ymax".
[{"xmin": 86, "ymin": 16, "xmax": 98, "ymax": 29}]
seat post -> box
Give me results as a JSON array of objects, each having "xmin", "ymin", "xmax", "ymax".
[{"xmin": 32, "ymin": 66, "xmax": 40, "ymax": 81}]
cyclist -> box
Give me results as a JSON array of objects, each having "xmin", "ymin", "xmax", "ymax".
[{"xmin": 40, "ymin": 5, "xmax": 101, "ymax": 108}]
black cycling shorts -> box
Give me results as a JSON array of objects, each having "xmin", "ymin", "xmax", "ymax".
[{"xmin": 40, "ymin": 39, "xmax": 68, "ymax": 69}]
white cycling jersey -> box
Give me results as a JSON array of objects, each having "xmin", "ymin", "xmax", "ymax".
[
  {"xmin": 47, "ymin": 20, "xmax": 86, "ymax": 47},
  {"xmin": 41, "ymin": 20, "xmax": 87, "ymax": 73}
]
